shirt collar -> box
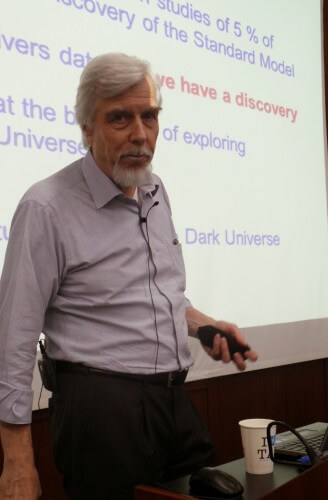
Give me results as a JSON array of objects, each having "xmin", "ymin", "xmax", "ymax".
[{"xmin": 81, "ymin": 150, "xmax": 159, "ymax": 209}]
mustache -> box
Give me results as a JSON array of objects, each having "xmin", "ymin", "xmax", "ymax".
[{"xmin": 118, "ymin": 148, "xmax": 153, "ymax": 160}]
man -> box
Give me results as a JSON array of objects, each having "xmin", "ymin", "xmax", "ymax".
[{"xmin": 0, "ymin": 53, "xmax": 257, "ymax": 499}]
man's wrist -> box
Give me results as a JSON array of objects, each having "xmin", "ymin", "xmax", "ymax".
[
  {"xmin": 4, "ymin": 453, "xmax": 35, "ymax": 467},
  {"xmin": 0, "ymin": 422, "xmax": 35, "ymax": 466}
]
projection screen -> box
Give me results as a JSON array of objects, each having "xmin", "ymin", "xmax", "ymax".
[{"xmin": 1, "ymin": 0, "xmax": 327, "ymax": 389}]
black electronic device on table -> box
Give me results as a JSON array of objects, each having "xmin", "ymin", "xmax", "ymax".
[{"xmin": 274, "ymin": 422, "xmax": 328, "ymax": 462}]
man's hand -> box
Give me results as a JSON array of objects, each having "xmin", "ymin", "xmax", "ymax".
[
  {"xmin": 185, "ymin": 307, "xmax": 258, "ymax": 371},
  {"xmin": 201, "ymin": 320, "xmax": 258, "ymax": 371},
  {"xmin": 0, "ymin": 463, "xmax": 41, "ymax": 500}
]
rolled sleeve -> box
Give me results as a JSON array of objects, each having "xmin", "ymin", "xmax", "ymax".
[
  {"xmin": 0, "ymin": 380, "xmax": 33, "ymax": 424},
  {"xmin": 0, "ymin": 200, "xmax": 66, "ymax": 423}
]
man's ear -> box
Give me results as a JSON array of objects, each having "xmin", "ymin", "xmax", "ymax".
[{"xmin": 83, "ymin": 124, "xmax": 93, "ymax": 146}]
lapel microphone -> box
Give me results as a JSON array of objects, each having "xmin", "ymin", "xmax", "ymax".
[{"xmin": 140, "ymin": 201, "xmax": 159, "ymax": 224}]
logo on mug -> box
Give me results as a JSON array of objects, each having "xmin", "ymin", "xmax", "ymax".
[{"xmin": 257, "ymin": 435, "xmax": 275, "ymax": 460}]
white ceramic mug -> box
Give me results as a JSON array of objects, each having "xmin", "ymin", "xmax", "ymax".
[{"xmin": 239, "ymin": 418, "xmax": 276, "ymax": 474}]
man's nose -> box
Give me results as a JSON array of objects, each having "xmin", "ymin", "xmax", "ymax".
[{"xmin": 130, "ymin": 118, "xmax": 147, "ymax": 144}]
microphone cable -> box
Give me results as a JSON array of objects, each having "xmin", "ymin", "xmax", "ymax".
[{"xmin": 139, "ymin": 201, "xmax": 160, "ymax": 372}]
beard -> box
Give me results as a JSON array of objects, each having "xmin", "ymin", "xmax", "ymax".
[{"xmin": 112, "ymin": 148, "xmax": 153, "ymax": 187}]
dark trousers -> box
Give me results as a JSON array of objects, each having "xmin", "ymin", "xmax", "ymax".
[{"xmin": 49, "ymin": 370, "xmax": 216, "ymax": 500}]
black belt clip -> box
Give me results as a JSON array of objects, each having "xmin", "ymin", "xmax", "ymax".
[{"xmin": 166, "ymin": 370, "xmax": 188, "ymax": 387}]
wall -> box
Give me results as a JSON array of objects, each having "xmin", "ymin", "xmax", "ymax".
[{"xmin": 187, "ymin": 358, "xmax": 328, "ymax": 464}]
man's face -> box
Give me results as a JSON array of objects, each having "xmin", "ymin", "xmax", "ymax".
[{"xmin": 84, "ymin": 77, "xmax": 161, "ymax": 189}]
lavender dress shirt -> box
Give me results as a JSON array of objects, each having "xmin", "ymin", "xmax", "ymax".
[{"xmin": 0, "ymin": 151, "xmax": 193, "ymax": 424}]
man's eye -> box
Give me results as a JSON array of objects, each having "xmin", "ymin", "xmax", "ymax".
[
  {"xmin": 143, "ymin": 111, "xmax": 158, "ymax": 121},
  {"xmin": 107, "ymin": 112, "xmax": 128, "ymax": 123}
]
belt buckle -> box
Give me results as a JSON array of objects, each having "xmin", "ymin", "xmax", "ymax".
[{"xmin": 167, "ymin": 372, "xmax": 174, "ymax": 387}]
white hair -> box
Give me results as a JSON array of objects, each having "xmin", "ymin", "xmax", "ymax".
[{"xmin": 75, "ymin": 53, "xmax": 161, "ymax": 149}]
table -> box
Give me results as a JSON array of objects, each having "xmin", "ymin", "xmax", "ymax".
[{"xmin": 135, "ymin": 457, "xmax": 328, "ymax": 499}]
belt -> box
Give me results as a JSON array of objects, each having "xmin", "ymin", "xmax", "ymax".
[{"xmin": 55, "ymin": 360, "xmax": 188, "ymax": 388}]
